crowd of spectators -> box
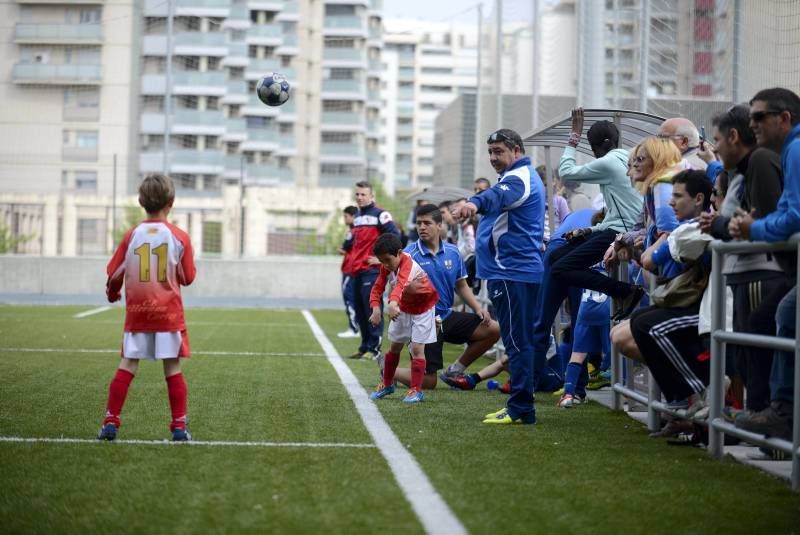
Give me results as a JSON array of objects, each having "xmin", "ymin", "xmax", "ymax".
[{"xmin": 338, "ymin": 87, "xmax": 799, "ymax": 446}]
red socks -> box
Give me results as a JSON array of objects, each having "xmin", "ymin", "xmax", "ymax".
[
  {"xmin": 410, "ymin": 358, "xmax": 426, "ymax": 391},
  {"xmin": 166, "ymin": 373, "xmax": 188, "ymax": 431},
  {"xmin": 383, "ymin": 351, "xmax": 400, "ymax": 386},
  {"xmin": 104, "ymin": 368, "xmax": 134, "ymax": 427}
]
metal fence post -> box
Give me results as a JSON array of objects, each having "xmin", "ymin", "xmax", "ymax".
[{"xmin": 709, "ymin": 245, "xmax": 726, "ymax": 458}]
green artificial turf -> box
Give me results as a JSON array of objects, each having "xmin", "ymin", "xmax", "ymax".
[{"xmin": 1, "ymin": 305, "xmax": 799, "ymax": 533}]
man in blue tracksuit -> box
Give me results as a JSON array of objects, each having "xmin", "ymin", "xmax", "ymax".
[
  {"xmin": 730, "ymin": 87, "xmax": 800, "ymax": 440},
  {"xmin": 458, "ymin": 128, "xmax": 545, "ymax": 425}
]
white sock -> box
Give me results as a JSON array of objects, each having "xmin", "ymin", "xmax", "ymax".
[{"xmin": 447, "ymin": 362, "xmax": 466, "ymax": 374}]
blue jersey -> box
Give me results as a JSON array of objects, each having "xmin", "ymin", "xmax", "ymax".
[
  {"xmin": 469, "ymin": 156, "xmax": 545, "ymax": 283},
  {"xmin": 405, "ymin": 239, "xmax": 466, "ymax": 321},
  {"xmin": 576, "ymin": 288, "xmax": 611, "ymax": 326}
]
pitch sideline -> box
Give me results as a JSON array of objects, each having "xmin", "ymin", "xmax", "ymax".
[{"xmin": 301, "ymin": 310, "xmax": 467, "ymax": 535}]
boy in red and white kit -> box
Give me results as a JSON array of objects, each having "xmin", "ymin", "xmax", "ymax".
[
  {"xmin": 97, "ymin": 174, "xmax": 197, "ymax": 442},
  {"xmin": 368, "ymin": 233, "xmax": 438, "ymax": 403}
]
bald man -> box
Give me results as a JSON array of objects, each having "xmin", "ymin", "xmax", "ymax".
[{"xmin": 659, "ymin": 117, "xmax": 708, "ymax": 171}]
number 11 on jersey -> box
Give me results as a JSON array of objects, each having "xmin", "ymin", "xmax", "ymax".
[{"xmin": 134, "ymin": 243, "xmax": 168, "ymax": 282}]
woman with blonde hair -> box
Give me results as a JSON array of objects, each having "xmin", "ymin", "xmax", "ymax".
[{"xmin": 630, "ymin": 137, "xmax": 683, "ymax": 250}]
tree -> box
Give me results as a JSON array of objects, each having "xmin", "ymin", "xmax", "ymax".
[{"xmin": 0, "ymin": 219, "xmax": 32, "ymax": 254}]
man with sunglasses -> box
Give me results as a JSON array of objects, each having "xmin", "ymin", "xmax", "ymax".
[
  {"xmin": 728, "ymin": 87, "xmax": 800, "ymax": 443},
  {"xmin": 658, "ymin": 117, "xmax": 708, "ymax": 171},
  {"xmin": 458, "ymin": 128, "xmax": 545, "ymax": 425}
]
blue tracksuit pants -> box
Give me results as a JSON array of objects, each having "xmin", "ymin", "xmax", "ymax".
[{"xmin": 488, "ymin": 279, "xmax": 540, "ymax": 423}]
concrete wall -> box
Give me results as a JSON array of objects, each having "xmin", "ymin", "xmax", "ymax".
[{"xmin": 0, "ymin": 255, "xmax": 342, "ymax": 299}]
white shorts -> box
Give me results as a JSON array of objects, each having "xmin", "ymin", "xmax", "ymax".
[
  {"xmin": 122, "ymin": 331, "xmax": 186, "ymax": 360},
  {"xmin": 387, "ymin": 307, "xmax": 437, "ymax": 345}
]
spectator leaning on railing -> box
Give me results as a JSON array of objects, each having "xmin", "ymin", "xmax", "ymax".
[
  {"xmin": 697, "ymin": 104, "xmax": 788, "ymax": 413},
  {"xmin": 728, "ymin": 87, "xmax": 800, "ymax": 441}
]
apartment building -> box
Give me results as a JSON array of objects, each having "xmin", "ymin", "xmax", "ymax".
[
  {"xmin": 137, "ymin": 0, "xmax": 382, "ymax": 191},
  {"xmin": 0, "ymin": 0, "xmax": 137, "ymax": 197},
  {"xmin": 381, "ymin": 20, "xmax": 478, "ymax": 190}
]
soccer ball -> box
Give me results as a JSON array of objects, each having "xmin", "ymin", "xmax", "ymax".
[{"xmin": 256, "ymin": 72, "xmax": 291, "ymax": 107}]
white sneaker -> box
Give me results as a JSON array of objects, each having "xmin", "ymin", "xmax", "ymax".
[{"xmin": 337, "ymin": 329, "xmax": 359, "ymax": 338}]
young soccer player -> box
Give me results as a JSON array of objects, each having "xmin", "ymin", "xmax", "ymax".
[
  {"xmin": 97, "ymin": 174, "xmax": 197, "ymax": 442},
  {"xmin": 368, "ymin": 233, "xmax": 439, "ymax": 403},
  {"xmin": 558, "ymin": 268, "xmax": 612, "ymax": 408}
]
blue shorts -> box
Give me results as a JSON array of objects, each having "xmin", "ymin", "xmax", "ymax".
[{"xmin": 572, "ymin": 321, "xmax": 610, "ymax": 356}]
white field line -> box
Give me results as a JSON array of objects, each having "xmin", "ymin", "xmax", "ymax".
[
  {"xmin": 301, "ymin": 310, "xmax": 466, "ymax": 535},
  {"xmin": 0, "ymin": 348, "xmax": 324, "ymax": 357},
  {"xmin": 0, "ymin": 436, "xmax": 375, "ymax": 449},
  {"xmin": 73, "ymin": 306, "xmax": 112, "ymax": 318}
]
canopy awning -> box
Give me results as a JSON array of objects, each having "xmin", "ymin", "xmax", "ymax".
[
  {"xmin": 405, "ymin": 186, "xmax": 475, "ymax": 205},
  {"xmin": 523, "ymin": 108, "xmax": 667, "ymax": 157}
]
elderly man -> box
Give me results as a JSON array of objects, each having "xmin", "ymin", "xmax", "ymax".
[{"xmin": 659, "ymin": 117, "xmax": 708, "ymax": 171}]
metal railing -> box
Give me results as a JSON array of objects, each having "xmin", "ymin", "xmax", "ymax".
[
  {"xmin": 708, "ymin": 236, "xmax": 800, "ymax": 491},
  {"xmin": 609, "ymin": 235, "xmax": 800, "ymax": 491}
]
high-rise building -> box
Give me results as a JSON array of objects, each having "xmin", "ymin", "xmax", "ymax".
[
  {"xmin": 138, "ymin": 0, "xmax": 383, "ymax": 191},
  {"xmin": 0, "ymin": 0, "xmax": 138, "ymax": 196},
  {"xmin": 381, "ymin": 20, "xmax": 479, "ymax": 191}
]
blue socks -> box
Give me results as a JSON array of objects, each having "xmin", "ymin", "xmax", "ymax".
[{"xmin": 564, "ymin": 362, "xmax": 583, "ymax": 397}]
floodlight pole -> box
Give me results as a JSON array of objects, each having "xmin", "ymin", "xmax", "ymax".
[
  {"xmin": 495, "ymin": 0, "xmax": 502, "ymax": 130},
  {"xmin": 163, "ymin": 0, "xmax": 174, "ymax": 174},
  {"xmin": 474, "ymin": 2, "xmax": 483, "ymax": 181},
  {"xmin": 638, "ymin": 0, "xmax": 650, "ymax": 113}
]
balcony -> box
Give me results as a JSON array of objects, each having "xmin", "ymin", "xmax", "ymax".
[
  {"xmin": 321, "ymin": 111, "xmax": 365, "ymax": 128},
  {"xmin": 323, "ymin": 15, "xmax": 367, "ymax": 36},
  {"xmin": 321, "ymin": 79, "xmax": 365, "ymax": 97},
  {"xmin": 15, "ymin": 23, "xmax": 103, "ymax": 44},
  {"xmin": 322, "ymin": 47, "xmax": 366, "ymax": 65},
  {"xmin": 223, "ymin": 79, "xmax": 248, "ymax": 103},
  {"xmin": 224, "ymin": 4, "xmax": 250, "ymax": 27},
  {"xmin": 140, "ymin": 110, "xmax": 226, "ymax": 135},
  {"xmin": 319, "ymin": 173, "xmax": 361, "ymax": 188},
  {"xmin": 140, "ymin": 150, "xmax": 225, "ymax": 174},
  {"xmin": 245, "ymin": 58, "xmax": 282, "ymax": 79},
  {"xmin": 12, "ymin": 63, "xmax": 101, "ymax": 85},
  {"xmin": 247, "ymin": 24, "xmax": 282, "ymax": 45},
  {"xmin": 174, "ymin": 31, "xmax": 227, "ymax": 55},
  {"xmin": 222, "ymin": 42, "xmax": 248, "ymax": 66},
  {"xmin": 245, "ymin": 164, "xmax": 293, "ymax": 185},
  {"xmin": 223, "ymin": 118, "xmax": 247, "ymax": 141},
  {"xmin": 320, "ymin": 142, "xmax": 364, "ymax": 160},
  {"xmin": 276, "ymin": 1, "xmax": 299, "ymax": 21},
  {"xmin": 173, "ymin": 70, "xmax": 226, "ymax": 94},
  {"xmin": 396, "ymin": 123, "xmax": 414, "ymax": 136},
  {"xmin": 241, "ymin": 128, "xmax": 279, "ymax": 151},
  {"xmin": 63, "ymin": 146, "xmax": 98, "ymax": 162},
  {"xmin": 396, "ymin": 141, "xmax": 413, "ymax": 153}
]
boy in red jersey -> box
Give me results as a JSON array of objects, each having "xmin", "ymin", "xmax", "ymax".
[
  {"xmin": 368, "ymin": 233, "xmax": 438, "ymax": 403},
  {"xmin": 97, "ymin": 174, "xmax": 197, "ymax": 442}
]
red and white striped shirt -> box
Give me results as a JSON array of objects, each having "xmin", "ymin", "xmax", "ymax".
[{"xmin": 369, "ymin": 252, "xmax": 439, "ymax": 315}]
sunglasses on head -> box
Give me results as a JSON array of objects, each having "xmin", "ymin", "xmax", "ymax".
[
  {"xmin": 750, "ymin": 109, "xmax": 784, "ymax": 122},
  {"xmin": 487, "ymin": 130, "xmax": 521, "ymax": 148}
]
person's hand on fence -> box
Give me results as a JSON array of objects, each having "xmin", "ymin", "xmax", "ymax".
[
  {"xmin": 729, "ymin": 208, "xmax": 754, "ymax": 240},
  {"xmin": 698, "ymin": 210, "xmax": 716, "ymax": 234}
]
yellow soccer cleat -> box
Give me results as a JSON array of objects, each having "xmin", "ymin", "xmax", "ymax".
[
  {"xmin": 482, "ymin": 410, "xmax": 525, "ymax": 424},
  {"xmin": 484, "ymin": 407, "xmax": 507, "ymax": 419}
]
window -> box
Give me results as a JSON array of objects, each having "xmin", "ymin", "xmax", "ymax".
[
  {"xmin": 76, "ymin": 131, "xmax": 98, "ymax": 148},
  {"xmin": 206, "ymin": 96, "xmax": 220, "ymax": 110},
  {"xmin": 75, "ymin": 171, "xmax": 97, "ymax": 191},
  {"xmin": 246, "ymin": 116, "xmax": 272, "ymax": 128},
  {"xmin": 79, "ymin": 7, "xmax": 101, "ymax": 24},
  {"xmin": 77, "ymin": 219, "xmax": 104, "ymax": 255},
  {"xmin": 207, "ymin": 57, "xmax": 221, "ymax": 70}
]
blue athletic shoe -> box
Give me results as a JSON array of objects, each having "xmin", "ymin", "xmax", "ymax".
[
  {"xmin": 402, "ymin": 388, "xmax": 424, "ymax": 403},
  {"xmin": 97, "ymin": 423, "xmax": 117, "ymax": 441},
  {"xmin": 171, "ymin": 427, "xmax": 192, "ymax": 442},
  {"xmin": 369, "ymin": 383, "xmax": 395, "ymax": 400}
]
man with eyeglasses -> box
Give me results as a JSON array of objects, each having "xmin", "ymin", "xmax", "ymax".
[
  {"xmin": 658, "ymin": 117, "xmax": 708, "ymax": 171},
  {"xmin": 698, "ymin": 104, "xmax": 786, "ymax": 414},
  {"xmin": 458, "ymin": 128, "xmax": 545, "ymax": 425},
  {"xmin": 728, "ymin": 87, "xmax": 800, "ymax": 443}
]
